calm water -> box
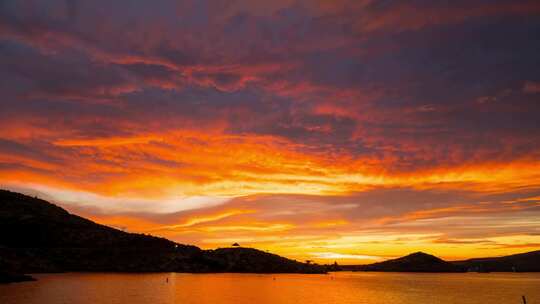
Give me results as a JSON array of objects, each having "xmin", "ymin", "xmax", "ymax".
[{"xmin": 1, "ymin": 272, "xmax": 539, "ymax": 304}]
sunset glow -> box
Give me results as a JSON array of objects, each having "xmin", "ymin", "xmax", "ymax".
[{"xmin": 1, "ymin": 0, "xmax": 540, "ymax": 264}]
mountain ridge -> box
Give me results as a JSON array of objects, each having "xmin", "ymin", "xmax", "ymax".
[
  {"xmin": 452, "ymin": 250, "xmax": 540, "ymax": 272},
  {"xmin": 0, "ymin": 189, "xmax": 325, "ymax": 283},
  {"xmin": 339, "ymin": 250, "xmax": 540, "ymax": 273},
  {"xmin": 2, "ymin": 189, "xmax": 539, "ymax": 283},
  {"xmin": 357, "ymin": 251, "xmax": 465, "ymax": 272}
]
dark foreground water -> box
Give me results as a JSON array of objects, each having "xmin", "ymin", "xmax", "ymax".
[{"xmin": 1, "ymin": 272, "xmax": 539, "ymax": 304}]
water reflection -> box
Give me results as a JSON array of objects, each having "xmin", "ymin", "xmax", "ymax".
[{"xmin": 1, "ymin": 272, "xmax": 539, "ymax": 304}]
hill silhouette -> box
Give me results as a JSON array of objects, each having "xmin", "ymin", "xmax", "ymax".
[
  {"xmin": 0, "ymin": 272, "xmax": 35, "ymax": 284},
  {"xmin": 341, "ymin": 251, "xmax": 540, "ymax": 273},
  {"xmin": 0, "ymin": 190, "xmax": 324, "ymax": 282},
  {"xmin": 454, "ymin": 250, "xmax": 540, "ymax": 272},
  {"xmin": 359, "ymin": 252, "xmax": 465, "ymax": 272}
]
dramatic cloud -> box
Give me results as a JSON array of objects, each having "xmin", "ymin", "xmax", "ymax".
[{"xmin": 1, "ymin": 0, "xmax": 539, "ymax": 262}]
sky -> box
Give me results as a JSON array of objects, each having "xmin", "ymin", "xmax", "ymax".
[{"xmin": 1, "ymin": 0, "xmax": 540, "ymax": 264}]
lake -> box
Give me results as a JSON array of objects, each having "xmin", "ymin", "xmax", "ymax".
[{"xmin": 1, "ymin": 272, "xmax": 539, "ymax": 304}]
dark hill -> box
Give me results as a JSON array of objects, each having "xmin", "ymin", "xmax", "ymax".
[
  {"xmin": 198, "ymin": 247, "xmax": 323, "ymax": 273},
  {"xmin": 0, "ymin": 272, "xmax": 35, "ymax": 284},
  {"xmin": 0, "ymin": 190, "xmax": 197, "ymax": 250},
  {"xmin": 360, "ymin": 252, "xmax": 465, "ymax": 272},
  {"xmin": 0, "ymin": 190, "xmax": 324, "ymax": 282},
  {"xmin": 453, "ymin": 250, "xmax": 540, "ymax": 272}
]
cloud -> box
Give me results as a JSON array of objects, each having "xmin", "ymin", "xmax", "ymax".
[
  {"xmin": 311, "ymin": 252, "xmax": 385, "ymax": 261},
  {"xmin": 523, "ymin": 81, "xmax": 540, "ymax": 94},
  {"xmin": 1, "ymin": 0, "xmax": 540, "ymax": 261},
  {"xmin": 4, "ymin": 183, "xmax": 230, "ymax": 214},
  {"xmin": 154, "ymin": 210, "xmax": 254, "ymax": 230}
]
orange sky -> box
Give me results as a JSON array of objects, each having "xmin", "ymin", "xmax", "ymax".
[{"xmin": 1, "ymin": 0, "xmax": 540, "ymax": 263}]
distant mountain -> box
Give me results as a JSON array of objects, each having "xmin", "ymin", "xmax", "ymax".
[
  {"xmin": 453, "ymin": 250, "xmax": 540, "ymax": 272},
  {"xmin": 0, "ymin": 190, "xmax": 324, "ymax": 283},
  {"xmin": 343, "ymin": 250, "xmax": 540, "ymax": 273},
  {"xmin": 359, "ymin": 252, "xmax": 465, "ymax": 272}
]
